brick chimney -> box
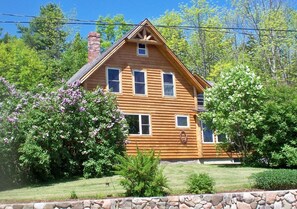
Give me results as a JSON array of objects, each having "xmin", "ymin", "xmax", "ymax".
[{"xmin": 88, "ymin": 32, "xmax": 100, "ymax": 62}]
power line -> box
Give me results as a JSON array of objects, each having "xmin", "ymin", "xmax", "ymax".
[{"xmin": 1, "ymin": 12, "xmax": 297, "ymax": 33}]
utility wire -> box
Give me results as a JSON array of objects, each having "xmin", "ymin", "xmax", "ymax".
[{"xmin": 1, "ymin": 12, "xmax": 297, "ymax": 33}]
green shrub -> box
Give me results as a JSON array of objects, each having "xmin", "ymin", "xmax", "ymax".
[
  {"xmin": 251, "ymin": 169, "xmax": 297, "ymax": 190},
  {"xmin": 115, "ymin": 149, "xmax": 169, "ymax": 197},
  {"xmin": 0, "ymin": 79, "xmax": 128, "ymax": 183},
  {"xmin": 186, "ymin": 173, "xmax": 215, "ymax": 194},
  {"xmin": 70, "ymin": 190, "xmax": 78, "ymax": 199}
]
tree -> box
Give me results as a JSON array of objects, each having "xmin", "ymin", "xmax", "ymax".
[
  {"xmin": 201, "ymin": 65, "xmax": 265, "ymax": 158},
  {"xmin": 96, "ymin": 15, "xmax": 132, "ymax": 51},
  {"xmin": 231, "ymin": 0, "xmax": 297, "ymax": 84},
  {"xmin": 249, "ymin": 83, "xmax": 297, "ymax": 167},
  {"xmin": 60, "ymin": 33, "xmax": 88, "ymax": 80},
  {"xmin": 18, "ymin": 3, "xmax": 68, "ymax": 59},
  {"xmin": 154, "ymin": 11, "xmax": 189, "ymax": 62},
  {"xmin": 180, "ymin": 0, "xmax": 233, "ymax": 77},
  {"xmin": 0, "ymin": 38, "xmax": 48, "ymax": 90}
]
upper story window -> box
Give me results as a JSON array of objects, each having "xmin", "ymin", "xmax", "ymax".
[
  {"xmin": 133, "ymin": 70, "xmax": 146, "ymax": 95},
  {"xmin": 176, "ymin": 115, "xmax": 190, "ymax": 128},
  {"xmin": 137, "ymin": 43, "xmax": 147, "ymax": 56},
  {"xmin": 106, "ymin": 68, "xmax": 121, "ymax": 93},
  {"xmin": 198, "ymin": 93, "xmax": 204, "ymax": 106},
  {"xmin": 162, "ymin": 72, "xmax": 175, "ymax": 97},
  {"xmin": 125, "ymin": 114, "xmax": 151, "ymax": 135}
]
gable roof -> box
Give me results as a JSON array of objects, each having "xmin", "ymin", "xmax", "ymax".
[{"xmin": 67, "ymin": 19, "xmax": 210, "ymax": 92}]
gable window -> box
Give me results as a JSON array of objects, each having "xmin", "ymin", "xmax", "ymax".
[
  {"xmin": 107, "ymin": 68, "xmax": 121, "ymax": 93},
  {"xmin": 162, "ymin": 72, "xmax": 175, "ymax": 97},
  {"xmin": 133, "ymin": 70, "xmax": 146, "ymax": 95},
  {"xmin": 176, "ymin": 115, "xmax": 190, "ymax": 128},
  {"xmin": 125, "ymin": 114, "xmax": 150, "ymax": 135},
  {"xmin": 137, "ymin": 43, "xmax": 147, "ymax": 56}
]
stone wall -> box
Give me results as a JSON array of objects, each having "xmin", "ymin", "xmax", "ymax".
[{"xmin": 1, "ymin": 190, "xmax": 296, "ymax": 209}]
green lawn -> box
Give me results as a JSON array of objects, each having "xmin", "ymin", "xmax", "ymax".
[{"xmin": 0, "ymin": 162, "xmax": 267, "ymax": 203}]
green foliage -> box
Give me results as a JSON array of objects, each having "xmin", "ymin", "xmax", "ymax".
[
  {"xmin": 70, "ymin": 190, "xmax": 78, "ymax": 199},
  {"xmin": 115, "ymin": 149, "xmax": 168, "ymax": 197},
  {"xmin": 251, "ymin": 169, "xmax": 297, "ymax": 190},
  {"xmin": 201, "ymin": 65, "xmax": 265, "ymax": 158},
  {"xmin": 96, "ymin": 15, "xmax": 132, "ymax": 51},
  {"xmin": 154, "ymin": 11, "xmax": 188, "ymax": 62},
  {"xmin": 18, "ymin": 3, "xmax": 68, "ymax": 59},
  {"xmin": 0, "ymin": 38, "xmax": 48, "ymax": 90},
  {"xmin": 0, "ymin": 79, "xmax": 128, "ymax": 182},
  {"xmin": 186, "ymin": 173, "xmax": 215, "ymax": 194},
  {"xmin": 248, "ymin": 84, "xmax": 297, "ymax": 168},
  {"xmin": 60, "ymin": 33, "xmax": 88, "ymax": 80}
]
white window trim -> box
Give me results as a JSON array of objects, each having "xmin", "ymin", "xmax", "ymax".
[
  {"xmin": 125, "ymin": 113, "xmax": 152, "ymax": 136},
  {"xmin": 106, "ymin": 67, "xmax": 122, "ymax": 93},
  {"xmin": 175, "ymin": 115, "xmax": 190, "ymax": 128},
  {"xmin": 162, "ymin": 72, "xmax": 176, "ymax": 97},
  {"xmin": 137, "ymin": 43, "xmax": 148, "ymax": 56},
  {"xmin": 132, "ymin": 69, "xmax": 147, "ymax": 96}
]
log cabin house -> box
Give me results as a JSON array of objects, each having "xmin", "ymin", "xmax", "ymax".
[{"xmin": 68, "ymin": 19, "xmax": 237, "ymax": 163}]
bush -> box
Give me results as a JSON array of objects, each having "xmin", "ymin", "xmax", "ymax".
[
  {"xmin": 186, "ymin": 173, "xmax": 215, "ymax": 194},
  {"xmin": 115, "ymin": 149, "xmax": 168, "ymax": 197},
  {"xmin": 0, "ymin": 78, "xmax": 128, "ymax": 183},
  {"xmin": 251, "ymin": 169, "xmax": 297, "ymax": 190}
]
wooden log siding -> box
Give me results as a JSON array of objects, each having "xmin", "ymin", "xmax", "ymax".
[{"xmin": 84, "ymin": 42, "xmax": 200, "ymax": 159}]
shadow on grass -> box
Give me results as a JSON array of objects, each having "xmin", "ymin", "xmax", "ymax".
[{"xmin": 0, "ymin": 176, "xmax": 81, "ymax": 192}]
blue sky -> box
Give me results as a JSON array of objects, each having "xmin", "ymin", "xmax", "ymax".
[{"xmin": 0, "ymin": 0, "xmax": 226, "ymax": 38}]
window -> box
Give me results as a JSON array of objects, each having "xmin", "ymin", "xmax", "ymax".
[
  {"xmin": 137, "ymin": 43, "xmax": 147, "ymax": 56},
  {"xmin": 201, "ymin": 121, "xmax": 214, "ymax": 143},
  {"xmin": 107, "ymin": 68, "xmax": 120, "ymax": 93},
  {"xmin": 176, "ymin": 115, "xmax": 189, "ymax": 128},
  {"xmin": 125, "ymin": 114, "xmax": 150, "ymax": 135},
  {"xmin": 201, "ymin": 121, "xmax": 226, "ymax": 143},
  {"xmin": 163, "ymin": 73, "xmax": 175, "ymax": 96},
  {"xmin": 133, "ymin": 70, "xmax": 146, "ymax": 95},
  {"xmin": 198, "ymin": 93, "xmax": 204, "ymax": 106},
  {"xmin": 217, "ymin": 134, "xmax": 227, "ymax": 143}
]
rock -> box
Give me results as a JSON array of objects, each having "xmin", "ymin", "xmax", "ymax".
[
  {"xmin": 283, "ymin": 200, "xmax": 292, "ymax": 209},
  {"xmin": 192, "ymin": 196, "xmax": 202, "ymax": 204},
  {"xmin": 194, "ymin": 204, "xmax": 203, "ymax": 209},
  {"xmin": 274, "ymin": 201, "xmax": 282, "ymax": 209},
  {"xmin": 284, "ymin": 193, "xmax": 296, "ymax": 204},
  {"xmin": 185, "ymin": 200, "xmax": 195, "ymax": 207},
  {"xmin": 250, "ymin": 201, "xmax": 257, "ymax": 209},
  {"xmin": 84, "ymin": 200, "xmax": 91, "ymax": 208},
  {"xmin": 203, "ymin": 195, "xmax": 212, "ymax": 202},
  {"xmin": 180, "ymin": 203, "xmax": 190, "ymax": 209},
  {"xmin": 34, "ymin": 203, "xmax": 46, "ymax": 209},
  {"xmin": 230, "ymin": 204, "xmax": 237, "ymax": 209},
  {"xmin": 214, "ymin": 203, "xmax": 222, "ymax": 209},
  {"xmin": 203, "ymin": 202, "xmax": 212, "ymax": 209},
  {"xmin": 119, "ymin": 199, "xmax": 132, "ymax": 209},
  {"xmin": 23, "ymin": 204, "xmax": 34, "ymax": 209},
  {"xmin": 266, "ymin": 193, "xmax": 277, "ymax": 204},
  {"xmin": 168, "ymin": 196, "xmax": 179, "ymax": 203},
  {"xmin": 102, "ymin": 200, "xmax": 111, "ymax": 209},
  {"xmin": 243, "ymin": 193, "xmax": 255, "ymax": 204},
  {"xmin": 236, "ymin": 202, "xmax": 251, "ymax": 209},
  {"xmin": 211, "ymin": 195, "xmax": 223, "ymax": 206}
]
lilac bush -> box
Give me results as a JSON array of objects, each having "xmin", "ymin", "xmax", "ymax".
[{"xmin": 0, "ymin": 78, "xmax": 128, "ymax": 183}]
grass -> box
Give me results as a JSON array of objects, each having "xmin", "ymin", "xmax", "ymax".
[{"xmin": 0, "ymin": 162, "xmax": 268, "ymax": 203}]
